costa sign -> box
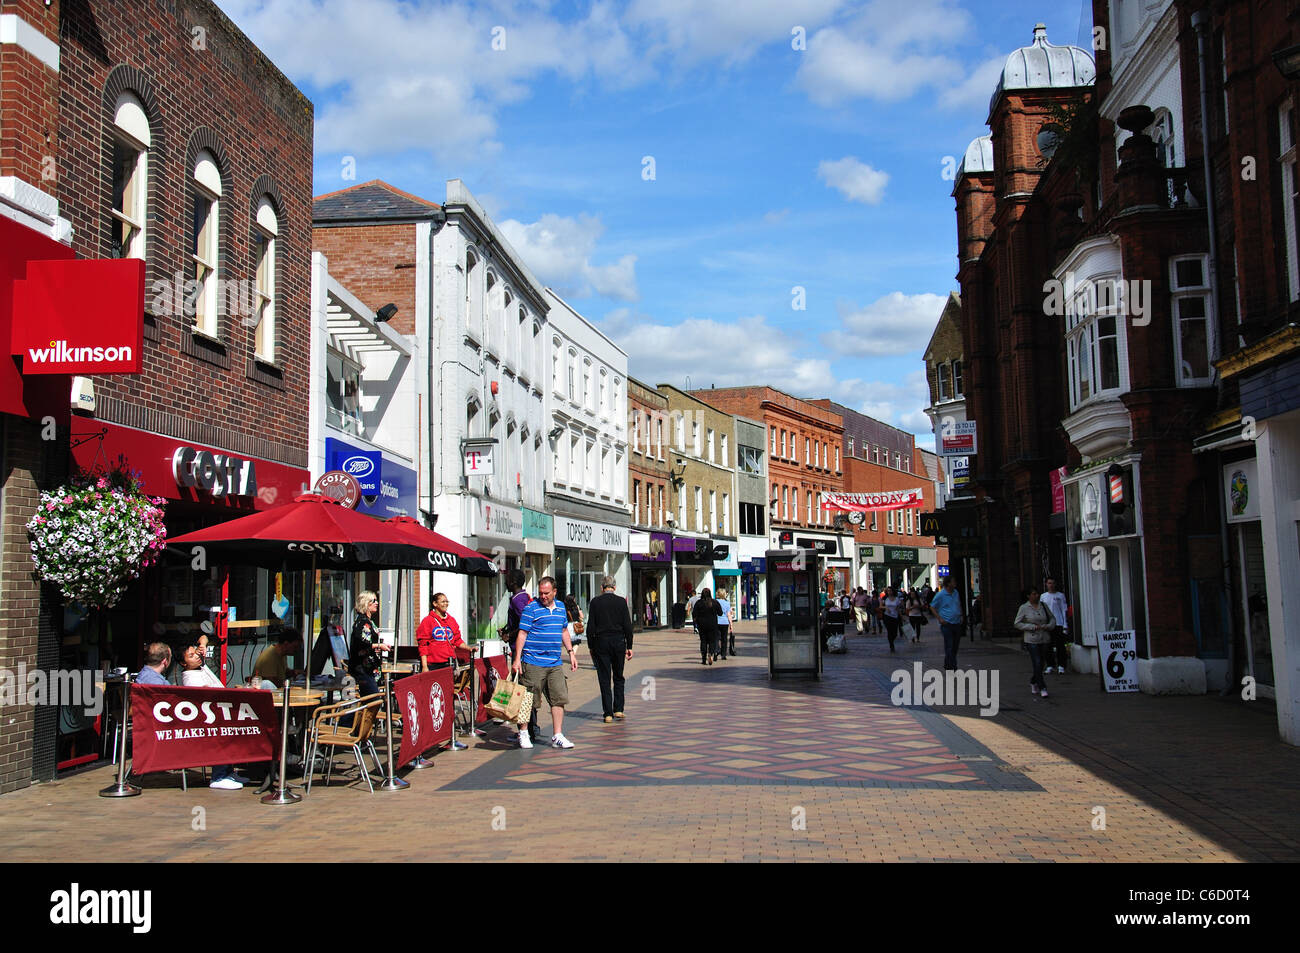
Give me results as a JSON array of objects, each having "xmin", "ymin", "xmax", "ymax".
[
  {"xmin": 173, "ymin": 446, "xmax": 258, "ymax": 497},
  {"xmin": 821, "ymin": 489, "xmax": 924, "ymax": 512},
  {"xmin": 315, "ymin": 470, "xmax": 361, "ymax": 508},
  {"xmin": 130, "ymin": 685, "xmax": 278, "ymax": 773},
  {"xmin": 11, "ymin": 257, "xmax": 145, "ymax": 374}
]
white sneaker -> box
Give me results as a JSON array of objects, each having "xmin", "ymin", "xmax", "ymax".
[
  {"xmin": 549, "ymin": 733, "xmax": 575, "ymax": 749},
  {"xmin": 1030, "ymin": 683, "xmax": 1039, "ymax": 695},
  {"xmin": 517, "ymin": 732, "xmax": 533, "ymax": 749},
  {"xmin": 1040, "ymin": 688, "xmax": 1049, "ymax": 698},
  {"xmin": 1057, "ymin": 666, "xmax": 1066, "ymax": 674},
  {"xmin": 209, "ymin": 777, "xmax": 242, "ymax": 790}
]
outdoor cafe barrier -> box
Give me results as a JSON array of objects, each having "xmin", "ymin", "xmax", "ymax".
[
  {"xmin": 126, "ymin": 685, "xmax": 279, "ymax": 777},
  {"xmin": 393, "ymin": 668, "xmax": 454, "ymax": 769}
]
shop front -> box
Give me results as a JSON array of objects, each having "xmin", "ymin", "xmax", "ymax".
[
  {"xmin": 738, "ymin": 535, "xmax": 768, "ymax": 619},
  {"xmin": 775, "ymin": 529, "xmax": 844, "ymax": 593},
  {"xmin": 673, "ymin": 535, "xmax": 715, "ymax": 603},
  {"xmin": 553, "ymin": 515, "xmax": 630, "ymax": 609},
  {"xmin": 1222, "ymin": 457, "xmax": 1273, "ymax": 697},
  {"xmin": 858, "ymin": 544, "xmax": 886, "ymax": 591},
  {"xmin": 629, "ymin": 530, "xmax": 671, "ymax": 630},
  {"xmin": 1063, "ymin": 461, "xmax": 1147, "ymax": 668},
  {"xmin": 69, "ymin": 420, "xmax": 311, "ymax": 686},
  {"xmin": 464, "ymin": 495, "xmax": 524, "ymax": 641},
  {"xmin": 882, "ymin": 546, "xmax": 919, "ymax": 590},
  {"xmin": 521, "ymin": 507, "xmax": 553, "ymax": 594},
  {"xmin": 712, "ymin": 541, "xmax": 741, "ymax": 610}
]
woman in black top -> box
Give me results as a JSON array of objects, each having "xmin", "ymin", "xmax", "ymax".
[
  {"xmin": 692, "ymin": 588, "xmax": 719, "ymax": 666},
  {"xmin": 349, "ymin": 589, "xmax": 386, "ymax": 698}
]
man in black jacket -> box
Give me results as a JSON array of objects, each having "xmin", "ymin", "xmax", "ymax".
[{"xmin": 587, "ymin": 575, "xmax": 635, "ymax": 723}]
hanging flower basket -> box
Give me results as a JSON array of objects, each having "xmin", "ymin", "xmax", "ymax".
[{"xmin": 26, "ymin": 466, "xmax": 168, "ymax": 610}]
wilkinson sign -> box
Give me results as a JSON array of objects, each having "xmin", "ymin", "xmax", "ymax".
[
  {"xmin": 821, "ymin": 489, "xmax": 924, "ymax": 512},
  {"xmin": 12, "ymin": 258, "xmax": 144, "ymax": 374}
]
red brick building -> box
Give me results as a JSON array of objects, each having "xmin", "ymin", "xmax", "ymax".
[
  {"xmin": 695, "ymin": 387, "xmax": 848, "ymax": 589},
  {"xmin": 0, "ymin": 0, "xmax": 313, "ymax": 790}
]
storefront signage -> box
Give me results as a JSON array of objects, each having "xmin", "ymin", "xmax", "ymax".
[
  {"xmin": 130, "ymin": 685, "xmax": 278, "ymax": 773},
  {"xmin": 821, "ymin": 489, "xmax": 924, "ymax": 512},
  {"xmin": 1081, "ymin": 475, "xmax": 1107, "ymax": 539},
  {"xmin": 884, "ymin": 546, "xmax": 918, "ymax": 564},
  {"xmin": 325, "ymin": 437, "xmax": 381, "ymax": 498},
  {"xmin": 713, "ymin": 545, "xmax": 739, "ymax": 572},
  {"xmin": 630, "ymin": 531, "xmax": 671, "ymax": 562},
  {"xmin": 522, "ymin": 508, "xmax": 553, "ymax": 541},
  {"xmin": 1051, "ymin": 466, "xmax": 1067, "ymax": 514},
  {"xmin": 11, "ymin": 257, "xmax": 145, "ymax": 375},
  {"xmin": 314, "ymin": 470, "xmax": 360, "ymax": 508},
  {"xmin": 1097, "ymin": 629, "xmax": 1139, "ymax": 693},
  {"xmin": 937, "ymin": 565, "xmax": 950, "ymax": 577},
  {"xmin": 796, "ymin": 537, "xmax": 839, "ymax": 556},
  {"xmin": 555, "ymin": 515, "xmax": 627, "ymax": 552},
  {"xmin": 739, "ymin": 557, "xmax": 767, "ymax": 573},
  {"xmin": 172, "ymin": 446, "xmax": 258, "ymax": 498},
  {"xmin": 463, "ymin": 443, "xmax": 494, "ymax": 476},
  {"xmin": 358, "ymin": 459, "xmax": 417, "ymax": 519},
  {"xmin": 468, "ymin": 497, "xmax": 523, "ymax": 545},
  {"xmin": 939, "ymin": 421, "xmax": 978, "ymax": 457},
  {"xmin": 1223, "ymin": 459, "xmax": 1259, "ymax": 523},
  {"xmin": 673, "ymin": 536, "xmax": 714, "ymax": 565},
  {"xmin": 71, "ymin": 422, "xmax": 308, "ymax": 510},
  {"xmin": 859, "ymin": 545, "xmax": 878, "ymax": 561}
]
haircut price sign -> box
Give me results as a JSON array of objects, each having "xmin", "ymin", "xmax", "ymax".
[{"xmin": 1097, "ymin": 629, "xmax": 1139, "ymax": 693}]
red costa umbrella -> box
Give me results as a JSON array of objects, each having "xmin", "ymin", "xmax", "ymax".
[{"xmin": 168, "ymin": 494, "xmax": 497, "ymax": 576}]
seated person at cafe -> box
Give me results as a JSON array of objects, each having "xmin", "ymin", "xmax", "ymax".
[
  {"xmin": 136, "ymin": 642, "xmax": 172, "ymax": 685},
  {"xmin": 253, "ymin": 629, "xmax": 303, "ymax": 689},
  {"xmin": 179, "ymin": 643, "xmax": 247, "ymax": 790}
]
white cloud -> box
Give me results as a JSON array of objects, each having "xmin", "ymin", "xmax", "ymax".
[
  {"xmin": 938, "ymin": 55, "xmax": 1006, "ymax": 112},
  {"xmin": 793, "ymin": 0, "xmax": 972, "ymax": 107},
  {"xmin": 763, "ymin": 208, "xmax": 791, "ymax": 225},
  {"xmin": 822, "ymin": 291, "xmax": 948, "ymax": 355},
  {"xmin": 844, "ymin": 370, "xmax": 934, "ymax": 435},
  {"xmin": 626, "ymin": 0, "xmax": 846, "ymax": 66},
  {"xmin": 818, "ymin": 157, "xmax": 889, "ymax": 205},
  {"xmin": 500, "ymin": 213, "xmax": 639, "ymax": 302}
]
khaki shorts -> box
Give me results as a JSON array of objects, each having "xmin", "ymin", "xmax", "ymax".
[{"xmin": 521, "ymin": 662, "xmax": 568, "ymax": 709}]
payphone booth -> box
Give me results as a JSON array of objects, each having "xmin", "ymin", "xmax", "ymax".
[{"xmin": 765, "ymin": 549, "xmax": 822, "ymax": 678}]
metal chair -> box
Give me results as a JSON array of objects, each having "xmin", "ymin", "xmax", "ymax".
[{"xmin": 304, "ymin": 694, "xmax": 384, "ymax": 793}]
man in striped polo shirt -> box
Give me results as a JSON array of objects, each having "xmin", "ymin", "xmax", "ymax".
[{"xmin": 511, "ymin": 576, "xmax": 578, "ymax": 749}]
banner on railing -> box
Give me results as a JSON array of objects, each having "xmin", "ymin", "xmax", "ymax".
[
  {"xmin": 394, "ymin": 667, "xmax": 454, "ymax": 768},
  {"xmin": 130, "ymin": 685, "xmax": 279, "ymax": 773}
]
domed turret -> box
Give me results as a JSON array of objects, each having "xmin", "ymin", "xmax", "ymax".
[
  {"xmin": 957, "ymin": 136, "xmax": 994, "ymax": 177},
  {"xmin": 989, "ymin": 23, "xmax": 1095, "ymax": 113}
]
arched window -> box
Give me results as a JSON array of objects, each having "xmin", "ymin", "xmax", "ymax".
[
  {"xmin": 253, "ymin": 197, "xmax": 278, "ymax": 361},
  {"xmin": 110, "ymin": 92, "xmax": 149, "ymax": 261},
  {"xmin": 191, "ymin": 150, "xmax": 222, "ymax": 336},
  {"xmin": 465, "ymin": 249, "xmax": 481, "ymax": 341}
]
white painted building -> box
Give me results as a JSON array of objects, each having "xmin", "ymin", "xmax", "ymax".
[
  {"xmin": 425, "ymin": 180, "xmax": 551, "ymax": 639},
  {"xmin": 544, "ymin": 288, "xmax": 630, "ymax": 606}
]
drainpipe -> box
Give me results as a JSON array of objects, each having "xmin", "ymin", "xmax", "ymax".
[{"xmin": 1191, "ymin": 9, "xmax": 1223, "ymax": 366}]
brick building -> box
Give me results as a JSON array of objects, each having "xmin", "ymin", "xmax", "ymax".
[
  {"xmin": 951, "ymin": 4, "xmax": 1300, "ymax": 726},
  {"xmin": 697, "ymin": 387, "xmax": 847, "ymax": 593},
  {"xmin": 0, "ymin": 0, "xmax": 313, "ymax": 791},
  {"xmin": 627, "ymin": 376, "xmax": 671, "ymax": 629}
]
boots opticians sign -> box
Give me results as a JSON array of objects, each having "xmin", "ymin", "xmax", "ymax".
[{"xmin": 11, "ymin": 258, "xmax": 145, "ymax": 374}]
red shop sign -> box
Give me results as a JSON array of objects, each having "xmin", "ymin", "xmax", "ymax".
[
  {"xmin": 71, "ymin": 420, "xmax": 310, "ymax": 510},
  {"xmin": 130, "ymin": 684, "xmax": 279, "ymax": 773},
  {"xmin": 11, "ymin": 258, "xmax": 144, "ymax": 374}
]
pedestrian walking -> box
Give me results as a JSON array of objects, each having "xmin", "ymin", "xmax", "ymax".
[
  {"xmin": 928, "ymin": 576, "xmax": 965, "ymax": 671},
  {"xmin": 1041, "ymin": 577, "xmax": 1070, "ymax": 673},
  {"xmin": 586, "ymin": 576, "xmax": 634, "ymax": 723},
  {"xmin": 511, "ymin": 576, "xmax": 578, "ymax": 749},
  {"xmin": 851, "ymin": 587, "xmax": 870, "ymax": 634},
  {"xmin": 692, "ymin": 588, "xmax": 720, "ymax": 665},
  {"xmin": 868, "ymin": 590, "xmax": 882, "ymax": 633},
  {"xmin": 905, "ymin": 589, "xmax": 926, "ymax": 643},
  {"xmin": 717, "ymin": 587, "xmax": 737, "ymax": 656},
  {"xmin": 1016, "ymin": 587, "xmax": 1055, "ymax": 697},
  {"xmin": 881, "ymin": 587, "xmax": 903, "ymax": 652}
]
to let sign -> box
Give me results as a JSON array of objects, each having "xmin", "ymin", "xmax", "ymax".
[{"xmin": 939, "ymin": 421, "xmax": 978, "ymax": 457}]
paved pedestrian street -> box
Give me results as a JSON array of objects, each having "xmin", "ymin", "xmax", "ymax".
[{"xmin": 3, "ymin": 621, "xmax": 1298, "ymax": 863}]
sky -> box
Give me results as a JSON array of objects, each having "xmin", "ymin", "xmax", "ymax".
[{"xmin": 218, "ymin": 0, "xmax": 1094, "ymax": 451}]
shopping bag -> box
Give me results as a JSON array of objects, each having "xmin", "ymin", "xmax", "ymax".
[{"xmin": 485, "ymin": 675, "xmax": 528, "ymax": 721}]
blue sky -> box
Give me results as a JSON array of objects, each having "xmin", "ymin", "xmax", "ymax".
[{"xmin": 219, "ymin": 0, "xmax": 1093, "ymax": 449}]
